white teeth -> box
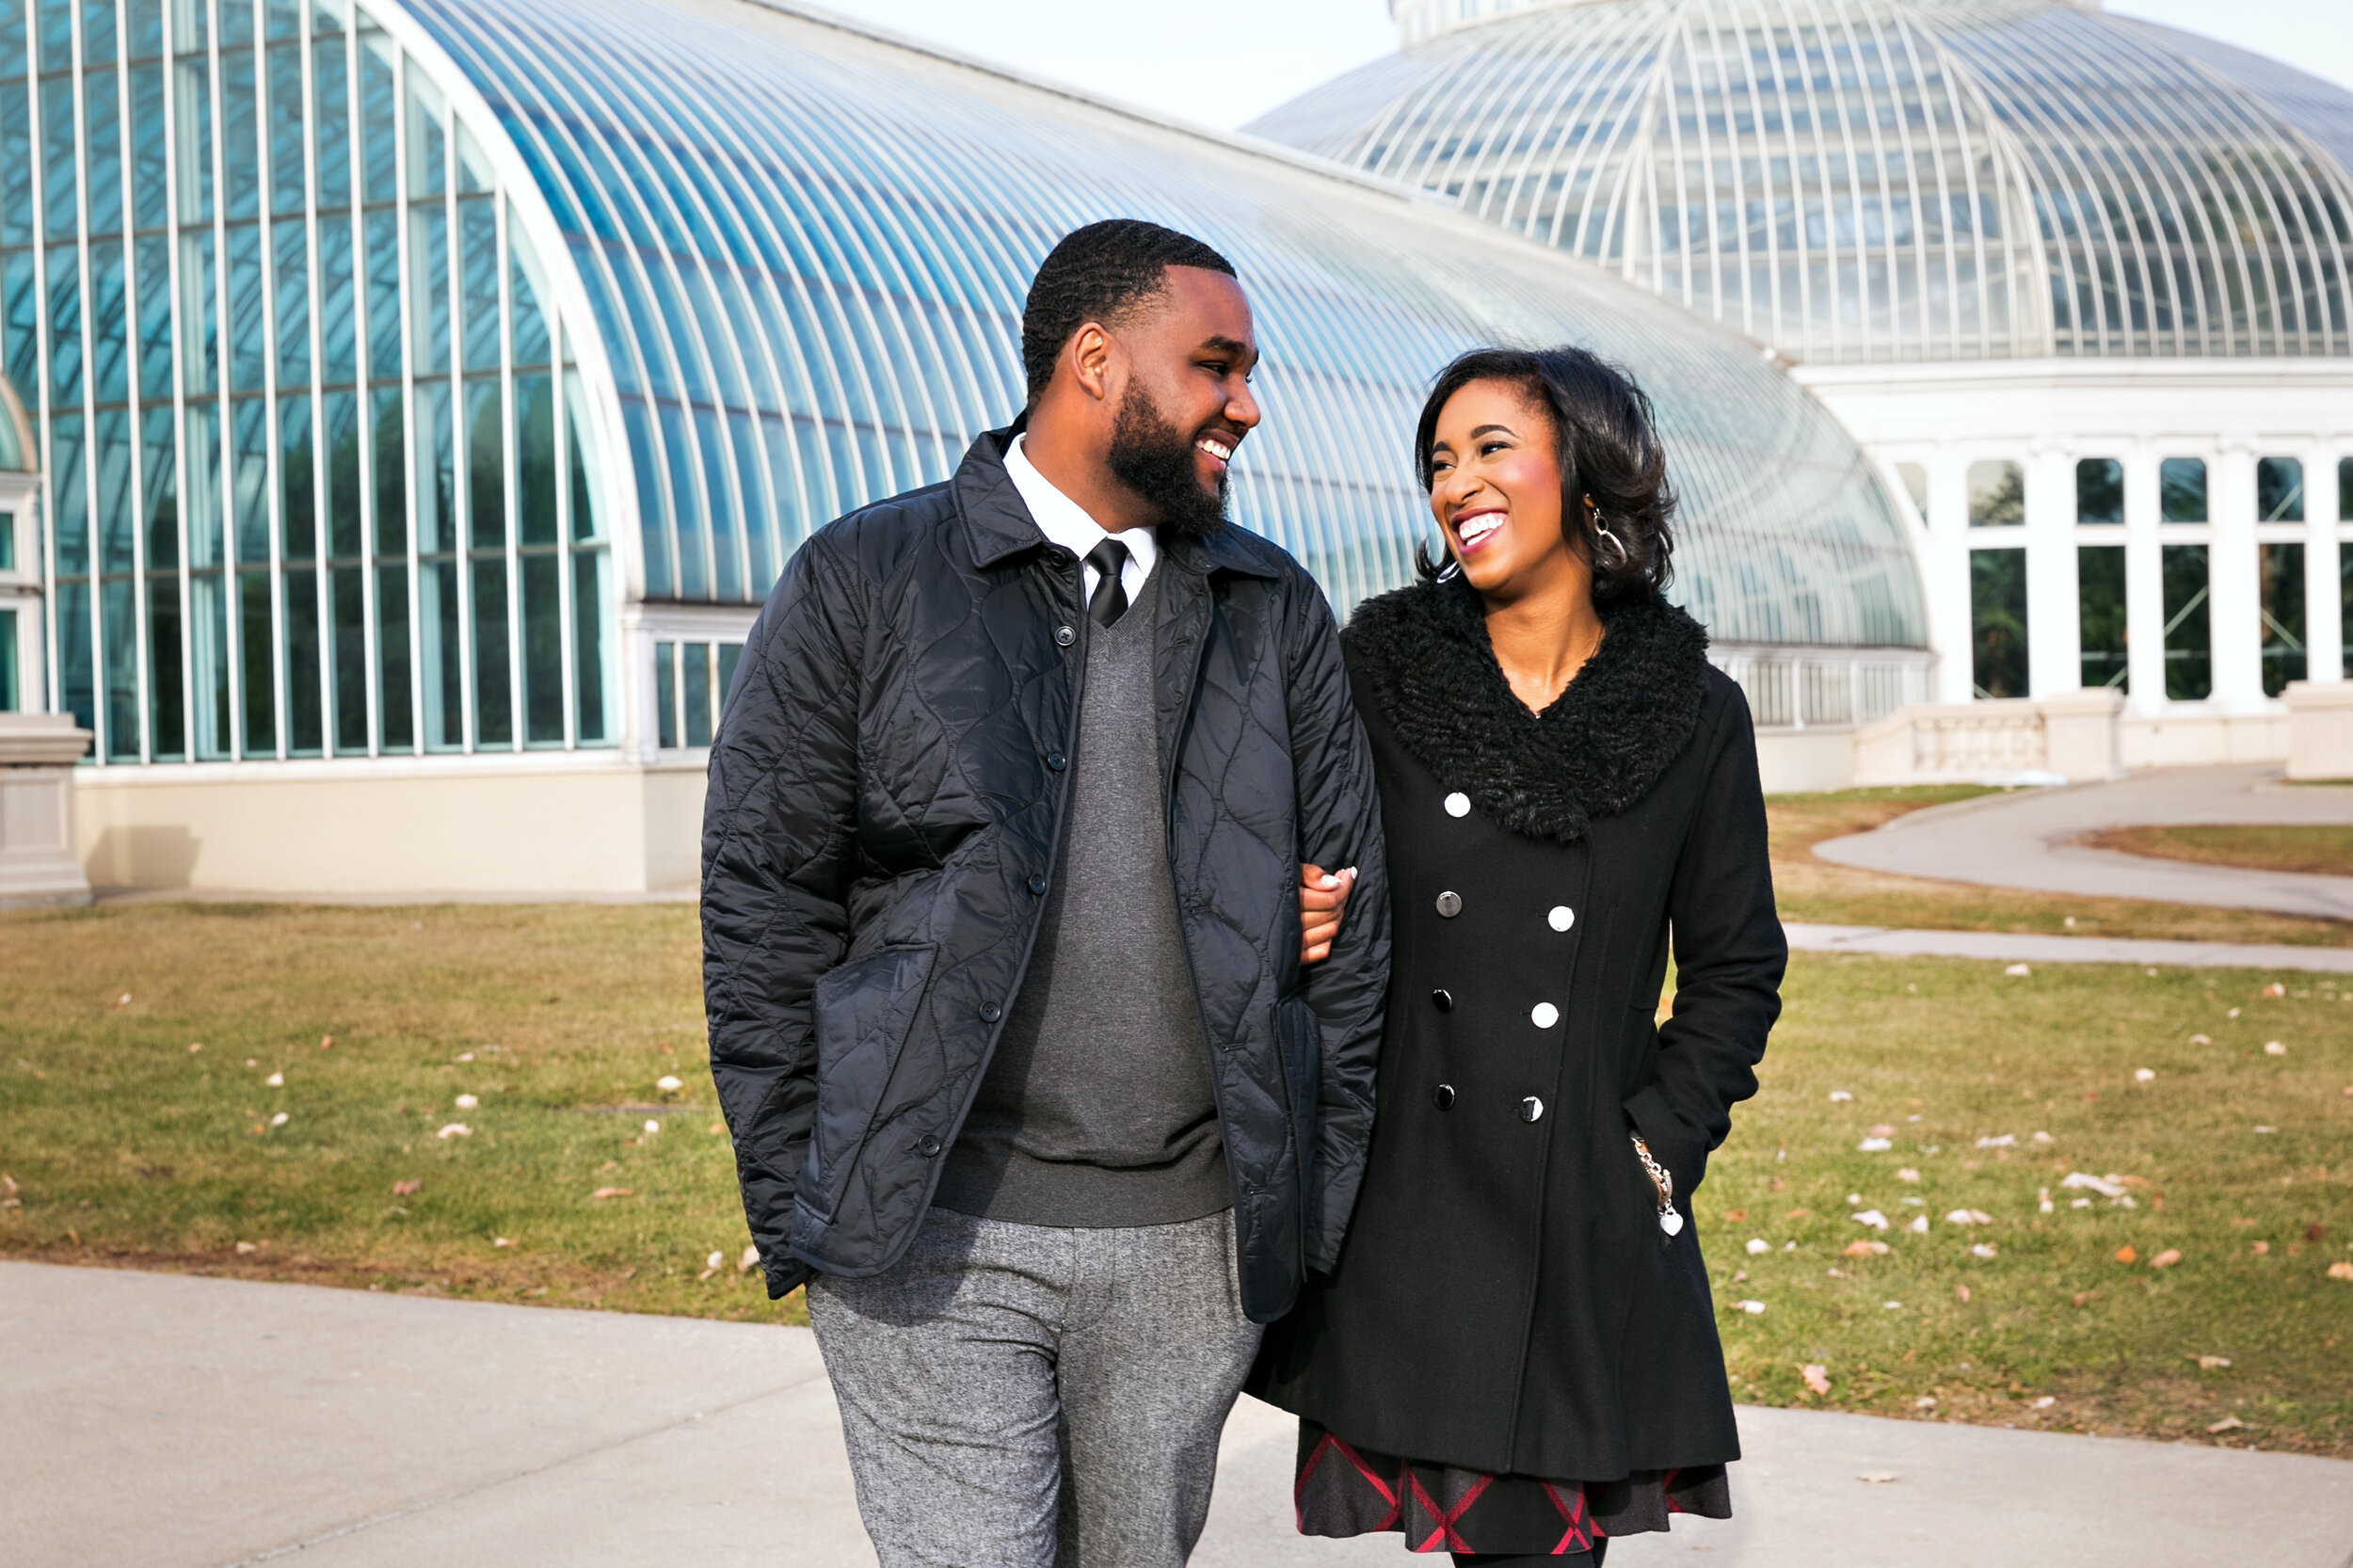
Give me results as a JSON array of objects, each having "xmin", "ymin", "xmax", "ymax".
[
  {"xmin": 1197, "ymin": 438, "xmax": 1232, "ymax": 462},
  {"xmin": 1458, "ymin": 515, "xmax": 1501, "ymax": 545}
]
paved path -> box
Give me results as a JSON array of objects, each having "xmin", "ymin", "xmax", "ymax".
[
  {"xmin": 7, "ymin": 1262, "xmax": 2350, "ymax": 1568},
  {"xmin": 1815, "ymin": 765, "xmax": 2353, "ymax": 921},
  {"xmin": 1786, "ymin": 921, "xmax": 2353, "ymax": 973}
]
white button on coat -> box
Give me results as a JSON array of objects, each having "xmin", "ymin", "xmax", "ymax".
[
  {"xmin": 1530, "ymin": 1001, "xmax": 1561, "ymax": 1029},
  {"xmin": 1547, "ymin": 905, "xmax": 1575, "ymax": 932},
  {"xmin": 1444, "ymin": 792, "xmax": 1471, "ymax": 818}
]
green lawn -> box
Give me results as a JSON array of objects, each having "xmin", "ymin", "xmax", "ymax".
[
  {"xmin": 3, "ymin": 901, "xmax": 2349, "ymax": 1454},
  {"xmin": 1771, "ymin": 787, "xmax": 2353, "ymax": 946},
  {"xmin": 2083, "ymin": 824, "xmax": 2353, "ymax": 879}
]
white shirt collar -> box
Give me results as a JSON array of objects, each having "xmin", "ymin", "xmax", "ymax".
[{"xmin": 1003, "ymin": 433, "xmax": 1157, "ymax": 605}]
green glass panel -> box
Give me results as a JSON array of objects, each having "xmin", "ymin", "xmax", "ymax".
[
  {"xmin": 58, "ymin": 579, "xmax": 94, "ymax": 731},
  {"xmin": 190, "ymin": 568, "xmax": 231, "ymax": 758},
  {"xmin": 2161, "ymin": 544, "xmax": 2211, "ymax": 700},
  {"xmin": 2258, "ymin": 542, "xmax": 2305, "ymax": 697},
  {"xmin": 1970, "ymin": 548, "xmax": 2027, "ymax": 699},
  {"xmin": 0, "ymin": 606, "xmax": 19, "ymax": 711},
  {"xmin": 370, "ymin": 385, "xmax": 403, "ymax": 553},
  {"xmin": 515, "ymin": 372, "xmax": 553, "ymax": 545},
  {"xmin": 653, "ymin": 639, "xmax": 674, "ymax": 748},
  {"xmin": 2075, "ymin": 459, "xmax": 2122, "ymax": 525},
  {"xmin": 238, "ymin": 568, "xmax": 273, "ymax": 752},
  {"xmin": 2160, "ymin": 458, "xmax": 2207, "ymax": 523},
  {"xmin": 521, "ymin": 549, "xmax": 560, "ymax": 744},
  {"xmin": 104, "ymin": 577, "xmax": 139, "ymax": 758},
  {"xmin": 413, "ymin": 378, "xmax": 454, "ymax": 552},
  {"xmin": 466, "ymin": 376, "xmax": 502, "ymax": 548},
  {"xmin": 2256, "ymin": 457, "xmax": 2303, "ymax": 523},
  {"xmin": 147, "ymin": 573, "xmax": 182, "ymax": 758},
  {"xmin": 283, "ymin": 563, "xmax": 320, "ymax": 754},
  {"xmin": 141, "ymin": 403, "xmax": 176, "ymax": 567},
  {"xmin": 471, "ymin": 552, "xmax": 508, "ymax": 744},
  {"xmin": 419, "ymin": 555, "xmax": 459, "ymax": 748},
  {"xmin": 683, "ymin": 640, "xmax": 711, "ymax": 746},
  {"xmin": 279, "ymin": 392, "xmax": 312, "ymax": 559},
  {"xmin": 376, "ymin": 560, "xmax": 410, "ymax": 749},
  {"xmin": 2077, "ymin": 545, "xmax": 2127, "ymax": 692},
  {"xmin": 328, "ymin": 562, "xmax": 363, "ymax": 751},
  {"xmin": 571, "ymin": 548, "xmax": 608, "ymax": 744}
]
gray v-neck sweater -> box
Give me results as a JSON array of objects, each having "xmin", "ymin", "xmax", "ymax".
[{"xmin": 934, "ymin": 565, "xmax": 1232, "ymax": 1226}]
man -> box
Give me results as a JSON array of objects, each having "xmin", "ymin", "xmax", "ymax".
[{"xmin": 702, "ymin": 219, "xmax": 1389, "ymax": 1568}]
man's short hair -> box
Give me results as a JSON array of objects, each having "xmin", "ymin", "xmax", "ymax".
[{"xmin": 1020, "ymin": 219, "xmax": 1237, "ymax": 403}]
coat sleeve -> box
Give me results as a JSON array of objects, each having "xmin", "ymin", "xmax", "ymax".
[
  {"xmin": 701, "ymin": 536, "xmax": 866, "ymax": 1299},
  {"xmin": 1624, "ymin": 683, "xmax": 1785, "ymax": 1210},
  {"xmin": 1284, "ymin": 580, "xmax": 1392, "ymax": 1273}
]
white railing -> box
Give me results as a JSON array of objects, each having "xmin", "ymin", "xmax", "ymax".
[
  {"xmin": 1711, "ymin": 646, "xmax": 1936, "ymax": 731},
  {"xmin": 1852, "ymin": 690, "xmax": 2124, "ymax": 785}
]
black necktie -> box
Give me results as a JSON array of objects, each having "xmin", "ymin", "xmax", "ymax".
[{"xmin": 1085, "ymin": 538, "xmax": 1130, "ymax": 629}]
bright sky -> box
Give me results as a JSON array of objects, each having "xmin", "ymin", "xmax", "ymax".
[{"xmin": 819, "ymin": 0, "xmax": 2353, "ymax": 134}]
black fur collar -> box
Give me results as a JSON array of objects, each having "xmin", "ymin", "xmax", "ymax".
[{"xmin": 1344, "ymin": 575, "xmax": 1711, "ymax": 844}]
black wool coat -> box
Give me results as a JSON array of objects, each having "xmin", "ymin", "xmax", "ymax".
[
  {"xmin": 701, "ymin": 426, "xmax": 1391, "ymax": 1323},
  {"xmin": 1250, "ymin": 575, "xmax": 1785, "ymax": 1480}
]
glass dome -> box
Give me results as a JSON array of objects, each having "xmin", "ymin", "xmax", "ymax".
[{"xmin": 1257, "ymin": 0, "xmax": 2353, "ymax": 364}]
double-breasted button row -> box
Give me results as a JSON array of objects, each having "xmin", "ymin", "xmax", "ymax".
[
  {"xmin": 1428, "ymin": 1085, "xmax": 1545, "ymax": 1123},
  {"xmin": 1423, "ymin": 887, "xmax": 1574, "ymax": 932}
]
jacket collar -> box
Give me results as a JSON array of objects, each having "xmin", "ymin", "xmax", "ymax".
[
  {"xmin": 952, "ymin": 421, "xmax": 1280, "ymax": 581},
  {"xmin": 1343, "ymin": 574, "xmax": 1712, "ymax": 844}
]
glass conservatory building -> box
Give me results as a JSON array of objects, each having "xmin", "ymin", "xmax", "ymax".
[
  {"xmin": 6, "ymin": 0, "xmax": 1922, "ymax": 895},
  {"xmin": 1261, "ymin": 0, "xmax": 2353, "ymax": 764}
]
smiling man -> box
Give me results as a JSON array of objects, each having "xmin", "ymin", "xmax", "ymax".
[{"xmin": 701, "ymin": 219, "xmax": 1390, "ymax": 1568}]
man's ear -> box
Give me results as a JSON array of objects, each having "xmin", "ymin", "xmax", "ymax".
[{"xmin": 1066, "ymin": 320, "xmax": 1116, "ymax": 404}]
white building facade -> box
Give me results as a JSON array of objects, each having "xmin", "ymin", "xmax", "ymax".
[{"xmin": 1259, "ymin": 0, "xmax": 2353, "ymax": 770}]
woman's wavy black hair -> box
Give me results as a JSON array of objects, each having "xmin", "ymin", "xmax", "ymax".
[{"xmin": 1412, "ymin": 345, "xmax": 1677, "ymax": 607}]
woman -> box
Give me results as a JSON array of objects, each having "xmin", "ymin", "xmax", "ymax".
[{"xmin": 1257, "ymin": 346, "xmax": 1785, "ymax": 1564}]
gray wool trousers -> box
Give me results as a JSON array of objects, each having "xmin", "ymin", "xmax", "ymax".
[{"xmin": 806, "ymin": 1206, "xmax": 1261, "ymax": 1568}]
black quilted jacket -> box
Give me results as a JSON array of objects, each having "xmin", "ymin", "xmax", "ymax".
[{"xmin": 700, "ymin": 425, "xmax": 1391, "ymax": 1323}]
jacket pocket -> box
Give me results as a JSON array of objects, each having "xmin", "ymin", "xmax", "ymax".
[
  {"xmin": 1275, "ymin": 995, "xmax": 1321, "ymax": 1207},
  {"xmin": 803, "ymin": 943, "xmax": 937, "ymax": 1224}
]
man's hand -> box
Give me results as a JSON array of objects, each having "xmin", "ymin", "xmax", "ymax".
[{"xmin": 1298, "ymin": 863, "xmax": 1357, "ymax": 965}]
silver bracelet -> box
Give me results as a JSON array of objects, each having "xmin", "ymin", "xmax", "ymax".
[{"xmin": 1631, "ymin": 1132, "xmax": 1683, "ymax": 1236}]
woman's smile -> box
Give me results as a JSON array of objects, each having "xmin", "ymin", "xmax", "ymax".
[{"xmin": 1451, "ymin": 505, "xmax": 1507, "ymax": 556}]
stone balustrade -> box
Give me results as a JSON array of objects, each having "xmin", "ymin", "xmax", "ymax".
[
  {"xmin": 0, "ymin": 713, "xmax": 93, "ymax": 908},
  {"xmin": 1852, "ymin": 688, "xmax": 2124, "ymax": 787}
]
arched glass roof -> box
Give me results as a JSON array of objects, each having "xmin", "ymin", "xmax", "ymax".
[
  {"xmin": 389, "ymin": 0, "xmax": 1924, "ymax": 645},
  {"xmin": 1259, "ymin": 0, "xmax": 2353, "ymax": 364}
]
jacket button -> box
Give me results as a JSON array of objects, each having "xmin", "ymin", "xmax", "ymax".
[
  {"xmin": 1520, "ymin": 1096, "xmax": 1545, "ymax": 1123},
  {"xmin": 1548, "ymin": 905, "xmax": 1575, "ymax": 932},
  {"xmin": 1530, "ymin": 1001, "xmax": 1560, "ymax": 1029},
  {"xmin": 1433, "ymin": 1083, "xmax": 1455, "ymax": 1110},
  {"xmin": 917, "ymin": 1134, "xmax": 941, "ymax": 1157},
  {"xmin": 1054, "ymin": 625, "xmax": 1076, "ymax": 648},
  {"xmin": 1444, "ymin": 792, "xmax": 1470, "ymax": 818},
  {"xmin": 1045, "ymin": 752, "xmax": 1066, "ymax": 771},
  {"xmin": 1434, "ymin": 890, "xmax": 1462, "ymax": 918},
  {"xmin": 1431, "ymin": 987, "xmax": 1452, "ymax": 1012},
  {"xmin": 980, "ymin": 1002, "xmax": 1002, "ymax": 1023},
  {"xmin": 1027, "ymin": 873, "xmax": 1048, "ymax": 895}
]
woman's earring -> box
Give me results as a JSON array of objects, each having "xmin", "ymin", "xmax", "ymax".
[
  {"xmin": 1593, "ymin": 519, "xmax": 1629, "ymax": 568},
  {"xmin": 1435, "ymin": 538, "xmax": 1462, "ymax": 582}
]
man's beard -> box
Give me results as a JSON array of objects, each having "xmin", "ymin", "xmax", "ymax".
[{"xmin": 1107, "ymin": 382, "xmax": 1229, "ymax": 540}]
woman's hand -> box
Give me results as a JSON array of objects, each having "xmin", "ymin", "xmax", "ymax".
[{"xmin": 1298, "ymin": 863, "xmax": 1357, "ymax": 965}]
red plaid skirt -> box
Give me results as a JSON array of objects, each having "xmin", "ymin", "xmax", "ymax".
[{"xmin": 1294, "ymin": 1420, "xmax": 1731, "ymax": 1558}]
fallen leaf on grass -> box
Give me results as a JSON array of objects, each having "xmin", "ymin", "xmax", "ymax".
[
  {"xmin": 589, "ymin": 1187, "xmax": 632, "ymax": 1199},
  {"xmin": 2133, "ymin": 1068, "xmax": 2155, "ymax": 1082},
  {"xmin": 2207, "ymin": 1416, "xmax": 2247, "ymax": 1433},
  {"xmin": 1895, "ymin": 1167, "xmax": 1920, "ymax": 1182},
  {"xmin": 1801, "ymin": 1364, "xmax": 1831, "ymax": 1395},
  {"xmin": 1746, "ymin": 1239, "xmax": 1770, "ymax": 1255},
  {"xmin": 2305, "ymin": 1223, "xmax": 2327, "ymax": 1242},
  {"xmin": 1853, "ymin": 1209, "xmax": 1890, "ymax": 1230},
  {"xmin": 2190, "ymin": 1355, "xmax": 2231, "ymax": 1369},
  {"xmin": 1858, "ymin": 1137, "xmax": 1893, "ymax": 1152},
  {"xmin": 2151, "ymin": 1249, "xmax": 2183, "ymax": 1268},
  {"xmin": 1867, "ymin": 1124, "xmax": 1896, "ymax": 1138},
  {"xmin": 2265, "ymin": 1041, "xmax": 2287, "ymax": 1056},
  {"xmin": 455, "ymin": 1052, "xmax": 474, "ymax": 1063},
  {"xmin": 2251, "ymin": 1240, "xmax": 2270, "ymax": 1256},
  {"xmin": 391, "ymin": 1179, "xmax": 421, "ymax": 1196},
  {"xmin": 1843, "ymin": 1240, "xmax": 1891, "ymax": 1256},
  {"xmin": 657, "ymin": 1075, "xmax": 684, "ymax": 1093},
  {"xmin": 233, "ymin": 1241, "xmax": 259, "ymax": 1256},
  {"xmin": 2115, "ymin": 1246, "xmax": 2138, "ymax": 1264},
  {"xmin": 2004, "ymin": 964, "xmax": 2030, "ymax": 977},
  {"xmin": 1945, "ymin": 1208, "xmax": 1993, "ymax": 1225},
  {"xmin": 187, "ymin": 1042, "xmax": 203, "ymax": 1053},
  {"xmin": 454, "ymin": 1094, "xmax": 478, "ymax": 1110},
  {"xmin": 494, "ymin": 1237, "xmax": 515, "ymax": 1247},
  {"xmin": 1955, "ymin": 1284, "xmax": 1971, "ymax": 1302},
  {"xmin": 2062, "ymin": 1172, "xmax": 2128, "ymax": 1198},
  {"xmin": 739, "ymin": 1244, "xmax": 760, "ymax": 1273},
  {"xmin": 2328, "ymin": 1261, "xmax": 2353, "ymax": 1282},
  {"xmin": 1828, "ymin": 1090, "xmax": 1853, "ymax": 1102},
  {"xmin": 2029, "ymin": 1396, "xmax": 2056, "ymax": 1409},
  {"xmin": 1969, "ymin": 1243, "xmax": 1998, "ymax": 1258},
  {"xmin": 319, "ymin": 1035, "xmax": 332, "ymax": 1049},
  {"xmin": 269, "ymin": 1112, "xmax": 289, "ymax": 1128},
  {"xmin": 2262, "ymin": 983, "xmax": 2286, "ymax": 999},
  {"xmin": 1976, "ymin": 1134, "xmax": 2016, "ymax": 1148},
  {"xmin": 1914, "ymin": 1396, "xmax": 1938, "ymax": 1409},
  {"xmin": 1881, "ymin": 1300, "xmax": 1902, "ymax": 1310},
  {"xmin": 643, "ymin": 1119, "xmax": 662, "ymax": 1135},
  {"xmin": 1733, "ymin": 1300, "xmax": 1766, "ymax": 1315},
  {"xmin": 2189, "ymin": 1034, "xmax": 2211, "ymax": 1046},
  {"xmin": 437, "ymin": 1123, "xmax": 472, "ymax": 1140}
]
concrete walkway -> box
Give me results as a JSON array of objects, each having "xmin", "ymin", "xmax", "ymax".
[
  {"xmin": 1815, "ymin": 765, "xmax": 2353, "ymax": 921},
  {"xmin": 7, "ymin": 1262, "xmax": 2349, "ymax": 1568},
  {"xmin": 1786, "ymin": 920, "xmax": 2353, "ymax": 973}
]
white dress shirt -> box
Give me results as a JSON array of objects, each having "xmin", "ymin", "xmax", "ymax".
[{"xmin": 1003, "ymin": 433, "xmax": 1157, "ymax": 606}]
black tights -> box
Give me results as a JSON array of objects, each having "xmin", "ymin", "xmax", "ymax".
[{"xmin": 1449, "ymin": 1544, "xmax": 1608, "ymax": 1567}]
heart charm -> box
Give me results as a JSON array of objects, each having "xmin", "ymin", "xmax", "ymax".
[{"xmin": 1659, "ymin": 1208, "xmax": 1684, "ymax": 1237}]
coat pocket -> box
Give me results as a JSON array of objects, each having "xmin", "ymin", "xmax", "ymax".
[
  {"xmin": 802, "ymin": 943, "xmax": 937, "ymax": 1224},
  {"xmin": 1275, "ymin": 995, "xmax": 1321, "ymax": 1205}
]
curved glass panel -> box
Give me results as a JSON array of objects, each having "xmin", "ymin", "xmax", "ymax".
[
  {"xmin": 1258, "ymin": 0, "xmax": 2353, "ymax": 364},
  {"xmin": 399, "ymin": 0, "xmax": 1921, "ymax": 647}
]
